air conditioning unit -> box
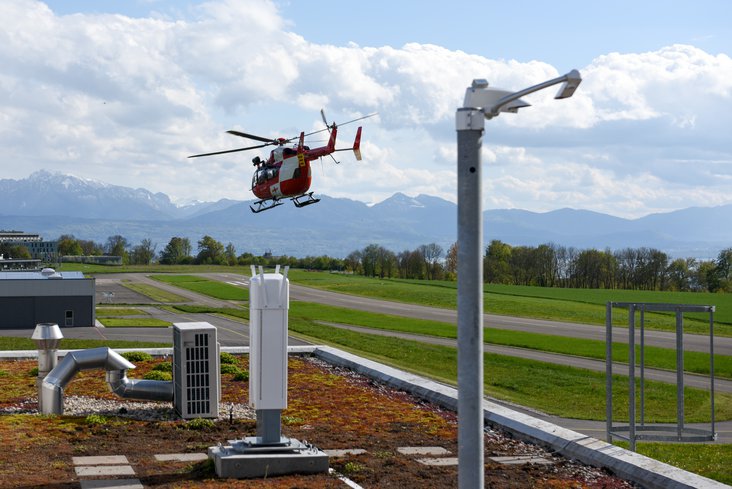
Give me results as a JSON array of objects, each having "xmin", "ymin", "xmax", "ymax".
[{"xmin": 173, "ymin": 322, "xmax": 220, "ymax": 419}]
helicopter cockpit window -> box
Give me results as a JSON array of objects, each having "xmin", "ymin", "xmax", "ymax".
[
  {"xmin": 254, "ymin": 168, "xmax": 278, "ymax": 185},
  {"xmin": 283, "ymin": 148, "xmax": 296, "ymax": 157}
]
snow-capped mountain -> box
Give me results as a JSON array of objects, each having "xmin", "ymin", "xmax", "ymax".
[
  {"xmin": 0, "ymin": 171, "xmax": 179, "ymax": 220},
  {"xmin": 0, "ymin": 171, "xmax": 731, "ymax": 258}
]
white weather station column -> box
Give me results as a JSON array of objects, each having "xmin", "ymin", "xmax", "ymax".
[
  {"xmin": 208, "ymin": 265, "xmax": 329, "ymax": 479},
  {"xmin": 249, "ymin": 264, "xmax": 290, "ymax": 442}
]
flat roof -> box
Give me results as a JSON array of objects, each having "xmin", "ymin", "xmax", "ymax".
[{"xmin": 0, "ymin": 271, "xmax": 86, "ymax": 280}]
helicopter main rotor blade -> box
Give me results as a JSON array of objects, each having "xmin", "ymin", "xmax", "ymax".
[
  {"xmin": 188, "ymin": 143, "xmax": 271, "ymax": 158},
  {"xmin": 303, "ymin": 112, "xmax": 378, "ymax": 138},
  {"xmin": 226, "ymin": 130, "xmax": 276, "ymax": 144}
]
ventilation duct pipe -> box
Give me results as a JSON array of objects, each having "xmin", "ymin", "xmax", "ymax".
[
  {"xmin": 41, "ymin": 347, "xmax": 173, "ymax": 415},
  {"xmin": 106, "ymin": 369, "xmax": 174, "ymax": 401}
]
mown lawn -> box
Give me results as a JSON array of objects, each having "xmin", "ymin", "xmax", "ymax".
[
  {"xmin": 286, "ymin": 271, "xmax": 732, "ymax": 335},
  {"xmin": 150, "ymin": 274, "xmax": 248, "ymax": 301},
  {"xmin": 289, "ymin": 301, "xmax": 731, "ymax": 379},
  {"xmin": 288, "ymin": 319, "xmax": 731, "ymax": 423}
]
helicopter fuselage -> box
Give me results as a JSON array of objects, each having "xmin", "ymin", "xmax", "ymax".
[{"xmin": 251, "ymin": 146, "xmax": 312, "ymax": 200}]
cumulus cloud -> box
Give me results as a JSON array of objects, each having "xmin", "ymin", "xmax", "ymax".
[{"xmin": 0, "ymin": 0, "xmax": 731, "ymax": 217}]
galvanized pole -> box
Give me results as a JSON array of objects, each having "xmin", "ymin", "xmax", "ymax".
[
  {"xmin": 605, "ymin": 302, "xmax": 613, "ymax": 442},
  {"xmin": 629, "ymin": 304, "xmax": 636, "ymax": 452},
  {"xmin": 456, "ymin": 107, "xmax": 485, "ymax": 488}
]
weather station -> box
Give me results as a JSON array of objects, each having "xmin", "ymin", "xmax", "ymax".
[{"xmin": 208, "ymin": 265, "xmax": 329, "ymax": 478}]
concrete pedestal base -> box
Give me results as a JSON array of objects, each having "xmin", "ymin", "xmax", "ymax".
[{"xmin": 208, "ymin": 437, "xmax": 328, "ymax": 479}]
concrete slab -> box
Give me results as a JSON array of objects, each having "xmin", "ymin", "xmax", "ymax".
[
  {"xmin": 154, "ymin": 453, "xmax": 209, "ymax": 462},
  {"xmin": 73, "ymin": 455, "xmax": 129, "ymax": 466},
  {"xmin": 489, "ymin": 455, "xmax": 554, "ymax": 465},
  {"xmin": 209, "ymin": 441, "xmax": 329, "ymax": 479},
  {"xmin": 397, "ymin": 446, "xmax": 451, "ymax": 456},
  {"xmin": 75, "ymin": 465, "xmax": 136, "ymax": 477},
  {"xmin": 416, "ymin": 457, "xmax": 459, "ymax": 466},
  {"xmin": 324, "ymin": 449, "xmax": 367, "ymax": 457},
  {"xmin": 80, "ymin": 480, "xmax": 144, "ymax": 489}
]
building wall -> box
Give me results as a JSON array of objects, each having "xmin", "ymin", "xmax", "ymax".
[
  {"xmin": 0, "ymin": 277, "xmax": 95, "ymax": 329},
  {"xmin": 0, "ymin": 296, "xmax": 94, "ymax": 329}
]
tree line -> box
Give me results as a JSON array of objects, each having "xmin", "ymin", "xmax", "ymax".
[
  {"xmin": 484, "ymin": 240, "xmax": 732, "ymax": 293},
  {"xmin": 55, "ymin": 233, "xmax": 732, "ymax": 293},
  {"xmin": 56, "ymin": 234, "xmax": 346, "ymax": 270}
]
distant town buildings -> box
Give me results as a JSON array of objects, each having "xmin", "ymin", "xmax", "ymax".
[{"xmin": 0, "ymin": 231, "xmax": 58, "ymax": 266}]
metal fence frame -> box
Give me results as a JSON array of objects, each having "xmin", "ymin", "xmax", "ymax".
[{"xmin": 606, "ymin": 302, "xmax": 717, "ymax": 451}]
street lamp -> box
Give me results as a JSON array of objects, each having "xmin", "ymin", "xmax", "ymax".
[{"xmin": 455, "ymin": 69, "xmax": 581, "ymax": 489}]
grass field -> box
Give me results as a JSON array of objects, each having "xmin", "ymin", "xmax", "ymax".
[
  {"xmin": 0, "ymin": 337, "xmax": 167, "ymax": 350},
  {"xmin": 288, "ymin": 318, "xmax": 731, "ymax": 423},
  {"xmin": 96, "ymin": 317, "xmax": 171, "ymax": 328},
  {"xmin": 150, "ymin": 274, "xmax": 248, "ymax": 301},
  {"xmin": 286, "ymin": 271, "xmax": 732, "ymax": 335},
  {"xmin": 95, "ymin": 308, "xmax": 146, "ymax": 317},
  {"xmin": 625, "ymin": 442, "xmax": 732, "ymax": 485},
  {"xmin": 120, "ymin": 281, "xmax": 189, "ymax": 303},
  {"xmin": 289, "ymin": 301, "xmax": 732, "ymax": 379}
]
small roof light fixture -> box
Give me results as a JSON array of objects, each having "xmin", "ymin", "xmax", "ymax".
[{"xmin": 463, "ymin": 69, "xmax": 582, "ymax": 119}]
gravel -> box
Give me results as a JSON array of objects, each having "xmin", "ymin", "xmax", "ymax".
[{"xmin": 1, "ymin": 396, "xmax": 255, "ymax": 422}]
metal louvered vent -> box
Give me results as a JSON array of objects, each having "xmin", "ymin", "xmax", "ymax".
[{"xmin": 173, "ymin": 322, "xmax": 220, "ymax": 419}]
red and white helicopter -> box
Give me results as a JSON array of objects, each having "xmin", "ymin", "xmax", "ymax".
[{"xmin": 189, "ymin": 111, "xmax": 374, "ymax": 213}]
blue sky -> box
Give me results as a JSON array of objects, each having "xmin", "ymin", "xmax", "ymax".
[{"xmin": 4, "ymin": 0, "xmax": 732, "ymax": 218}]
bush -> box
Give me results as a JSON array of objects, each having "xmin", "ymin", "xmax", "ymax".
[
  {"xmin": 220, "ymin": 364, "xmax": 241, "ymax": 375},
  {"xmin": 219, "ymin": 352, "xmax": 237, "ymax": 364},
  {"xmin": 185, "ymin": 417, "xmax": 215, "ymax": 430},
  {"xmin": 121, "ymin": 351, "xmax": 152, "ymax": 362},
  {"xmin": 152, "ymin": 362, "xmax": 173, "ymax": 372},
  {"xmin": 28, "ymin": 367, "xmax": 39, "ymax": 377},
  {"xmin": 143, "ymin": 370, "xmax": 172, "ymax": 381},
  {"xmin": 86, "ymin": 414, "xmax": 109, "ymax": 425},
  {"xmin": 0, "ymin": 369, "xmax": 8, "ymax": 377},
  {"xmin": 233, "ymin": 370, "xmax": 249, "ymax": 381}
]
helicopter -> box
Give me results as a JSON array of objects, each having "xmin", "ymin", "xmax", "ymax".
[{"xmin": 189, "ymin": 111, "xmax": 374, "ymax": 213}]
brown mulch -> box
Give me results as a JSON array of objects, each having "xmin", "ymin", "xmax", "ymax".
[{"xmin": 0, "ymin": 355, "xmax": 634, "ymax": 488}]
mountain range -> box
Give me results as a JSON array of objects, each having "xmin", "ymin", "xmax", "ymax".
[{"xmin": 1, "ymin": 170, "xmax": 730, "ymax": 259}]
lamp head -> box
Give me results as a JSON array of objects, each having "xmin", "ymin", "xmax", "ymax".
[
  {"xmin": 463, "ymin": 82, "xmax": 531, "ymax": 118},
  {"xmin": 554, "ymin": 69, "xmax": 582, "ymax": 99}
]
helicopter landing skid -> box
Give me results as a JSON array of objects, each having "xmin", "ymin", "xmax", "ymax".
[
  {"xmin": 291, "ymin": 192, "xmax": 320, "ymax": 208},
  {"xmin": 249, "ymin": 198, "xmax": 284, "ymax": 213}
]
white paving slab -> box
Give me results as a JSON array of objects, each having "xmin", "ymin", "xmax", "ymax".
[
  {"xmin": 489, "ymin": 455, "xmax": 554, "ymax": 465},
  {"xmin": 416, "ymin": 457, "xmax": 459, "ymax": 466},
  {"xmin": 154, "ymin": 453, "xmax": 209, "ymax": 462},
  {"xmin": 324, "ymin": 449, "xmax": 367, "ymax": 457},
  {"xmin": 397, "ymin": 446, "xmax": 451, "ymax": 456},
  {"xmin": 75, "ymin": 465, "xmax": 136, "ymax": 477},
  {"xmin": 73, "ymin": 455, "xmax": 129, "ymax": 466}
]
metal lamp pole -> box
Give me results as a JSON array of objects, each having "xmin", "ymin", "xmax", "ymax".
[{"xmin": 455, "ymin": 70, "xmax": 582, "ymax": 489}]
